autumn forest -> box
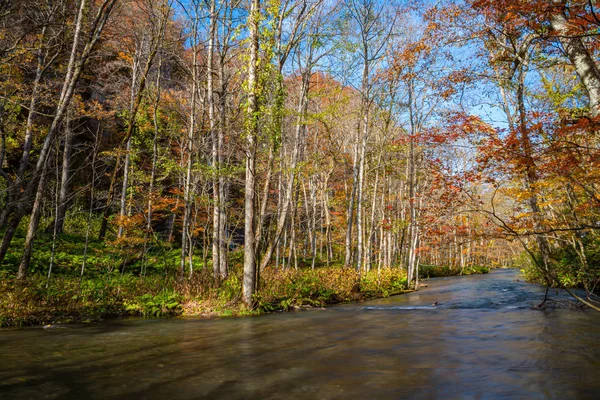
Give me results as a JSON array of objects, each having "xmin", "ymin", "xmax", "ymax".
[{"xmin": 1, "ymin": 0, "xmax": 600, "ymax": 326}]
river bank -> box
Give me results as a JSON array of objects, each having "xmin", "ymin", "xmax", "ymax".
[
  {"xmin": 0, "ymin": 266, "xmax": 406, "ymax": 327},
  {"xmin": 0, "ymin": 263, "xmax": 491, "ymax": 328}
]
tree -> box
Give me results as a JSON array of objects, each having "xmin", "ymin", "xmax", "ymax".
[{"xmin": 242, "ymin": 0, "xmax": 261, "ymax": 307}]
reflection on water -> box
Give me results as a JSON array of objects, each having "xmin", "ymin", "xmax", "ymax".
[{"xmin": 1, "ymin": 269, "xmax": 599, "ymax": 399}]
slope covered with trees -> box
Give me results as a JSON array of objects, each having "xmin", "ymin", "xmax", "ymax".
[{"xmin": 1, "ymin": 0, "xmax": 599, "ymax": 325}]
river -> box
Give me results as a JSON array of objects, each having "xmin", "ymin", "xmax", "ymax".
[{"xmin": 1, "ymin": 269, "xmax": 599, "ymax": 399}]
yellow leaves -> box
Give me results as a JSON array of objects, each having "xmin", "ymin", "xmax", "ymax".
[
  {"xmin": 513, "ymin": 212, "xmax": 531, "ymax": 220},
  {"xmin": 501, "ymin": 185, "xmax": 537, "ymax": 203}
]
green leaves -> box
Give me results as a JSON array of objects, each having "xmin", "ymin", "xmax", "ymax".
[{"xmin": 124, "ymin": 291, "xmax": 183, "ymax": 318}]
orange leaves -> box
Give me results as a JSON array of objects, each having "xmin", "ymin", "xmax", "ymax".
[
  {"xmin": 393, "ymin": 41, "xmax": 431, "ymax": 71},
  {"xmin": 117, "ymin": 51, "xmax": 134, "ymax": 64},
  {"xmin": 426, "ymin": 112, "xmax": 496, "ymax": 147},
  {"xmin": 112, "ymin": 213, "xmax": 146, "ymax": 240}
]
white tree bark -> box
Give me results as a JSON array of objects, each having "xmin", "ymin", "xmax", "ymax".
[
  {"xmin": 242, "ymin": 0, "xmax": 260, "ymax": 307},
  {"xmin": 550, "ymin": 0, "xmax": 600, "ymax": 117}
]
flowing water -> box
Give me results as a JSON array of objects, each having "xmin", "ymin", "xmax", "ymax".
[{"xmin": 1, "ymin": 269, "xmax": 599, "ymax": 399}]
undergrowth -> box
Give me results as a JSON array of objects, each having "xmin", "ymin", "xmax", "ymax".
[{"xmin": 0, "ymin": 264, "xmax": 410, "ymax": 327}]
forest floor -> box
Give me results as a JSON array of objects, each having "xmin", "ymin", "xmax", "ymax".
[{"xmin": 0, "ymin": 234, "xmax": 489, "ymax": 328}]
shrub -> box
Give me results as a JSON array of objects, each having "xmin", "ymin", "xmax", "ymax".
[{"xmin": 124, "ymin": 291, "xmax": 183, "ymax": 317}]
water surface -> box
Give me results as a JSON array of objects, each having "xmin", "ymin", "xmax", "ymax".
[{"xmin": 1, "ymin": 269, "xmax": 599, "ymax": 399}]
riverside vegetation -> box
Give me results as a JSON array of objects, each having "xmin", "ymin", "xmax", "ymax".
[
  {"xmin": 0, "ymin": 233, "xmax": 413, "ymax": 327},
  {"xmin": 0, "ymin": 228, "xmax": 493, "ymax": 327}
]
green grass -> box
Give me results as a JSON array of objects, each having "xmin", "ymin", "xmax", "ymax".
[{"xmin": 1, "ymin": 253, "xmax": 411, "ymax": 327}]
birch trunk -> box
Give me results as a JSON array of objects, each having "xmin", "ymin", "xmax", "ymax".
[
  {"xmin": 181, "ymin": 4, "xmax": 200, "ymax": 278},
  {"xmin": 242, "ymin": 0, "xmax": 260, "ymax": 307},
  {"xmin": 207, "ymin": 0, "xmax": 221, "ymax": 281},
  {"xmin": 549, "ymin": 1, "xmax": 600, "ymax": 117}
]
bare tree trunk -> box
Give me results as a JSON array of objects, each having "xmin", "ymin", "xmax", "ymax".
[
  {"xmin": 275, "ymin": 171, "xmax": 282, "ymax": 269},
  {"xmin": 80, "ymin": 127, "xmax": 100, "ymax": 286},
  {"xmin": 346, "ymin": 19, "xmax": 370, "ymax": 272},
  {"xmin": 323, "ymin": 165, "xmax": 333, "ymax": 265},
  {"xmin": 143, "ymin": 42, "xmax": 165, "ymax": 274},
  {"xmin": 356, "ymin": 114, "xmax": 368, "ymax": 272},
  {"xmin": 117, "ymin": 134, "xmax": 133, "ymax": 239},
  {"xmin": 406, "ymin": 81, "xmax": 418, "ymax": 288},
  {"xmin": 0, "ymin": 126, "xmax": 10, "ymax": 219},
  {"xmin": 55, "ymin": 113, "xmax": 73, "ymax": 234},
  {"xmin": 288, "ymin": 185, "xmax": 299, "ymax": 269},
  {"xmin": 242, "ymin": 0, "xmax": 260, "ymax": 307},
  {"xmin": 366, "ymin": 154, "xmax": 381, "ymax": 270},
  {"xmin": 218, "ymin": 58, "xmax": 228, "ymax": 279},
  {"xmin": 147, "ymin": 80, "xmax": 161, "ymax": 236},
  {"xmin": 167, "ymin": 152, "xmax": 184, "ymax": 243},
  {"xmin": 550, "ymin": 1, "xmax": 600, "ymax": 117},
  {"xmin": 207, "ymin": 0, "xmax": 220, "ymax": 281},
  {"xmin": 344, "ymin": 147, "xmax": 358, "ymax": 268},
  {"xmin": 309, "ymin": 177, "xmax": 317, "ymax": 269},
  {"xmin": 107, "ymin": 7, "xmax": 167, "ymax": 240},
  {"xmin": 46, "ymin": 143, "xmax": 61, "ymax": 288},
  {"xmin": 181, "ymin": 4, "xmax": 200, "ymax": 278},
  {"xmin": 255, "ymin": 144, "xmax": 274, "ymax": 248},
  {"xmin": 18, "ymin": 151, "xmax": 51, "ymax": 280}
]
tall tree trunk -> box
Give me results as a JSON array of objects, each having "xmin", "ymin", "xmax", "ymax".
[
  {"xmin": 217, "ymin": 51, "xmax": 228, "ymax": 279},
  {"xmin": 356, "ymin": 109, "xmax": 368, "ymax": 272},
  {"xmin": 406, "ymin": 81, "xmax": 418, "ymax": 288},
  {"xmin": 0, "ymin": 125, "xmax": 10, "ymax": 219},
  {"xmin": 550, "ymin": 0, "xmax": 600, "ymax": 117},
  {"xmin": 323, "ymin": 165, "xmax": 333, "ymax": 265},
  {"xmin": 117, "ymin": 28, "xmax": 163, "ymax": 238},
  {"xmin": 242, "ymin": 0, "xmax": 260, "ymax": 307},
  {"xmin": 80, "ymin": 127, "xmax": 100, "ymax": 285},
  {"xmin": 18, "ymin": 153, "xmax": 51, "ymax": 280},
  {"xmin": 181, "ymin": 7, "xmax": 200, "ymax": 278},
  {"xmin": 117, "ymin": 135, "xmax": 132, "ymax": 239},
  {"xmin": 146, "ymin": 52, "xmax": 162, "ymax": 252},
  {"xmin": 207, "ymin": 0, "xmax": 221, "ymax": 281},
  {"xmin": 366, "ymin": 154, "xmax": 381, "ymax": 270},
  {"xmin": 55, "ymin": 113, "xmax": 73, "ymax": 234},
  {"xmin": 344, "ymin": 145, "xmax": 358, "ymax": 268},
  {"xmin": 309, "ymin": 177, "xmax": 317, "ymax": 269},
  {"xmin": 516, "ymin": 59, "xmax": 552, "ymax": 280}
]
